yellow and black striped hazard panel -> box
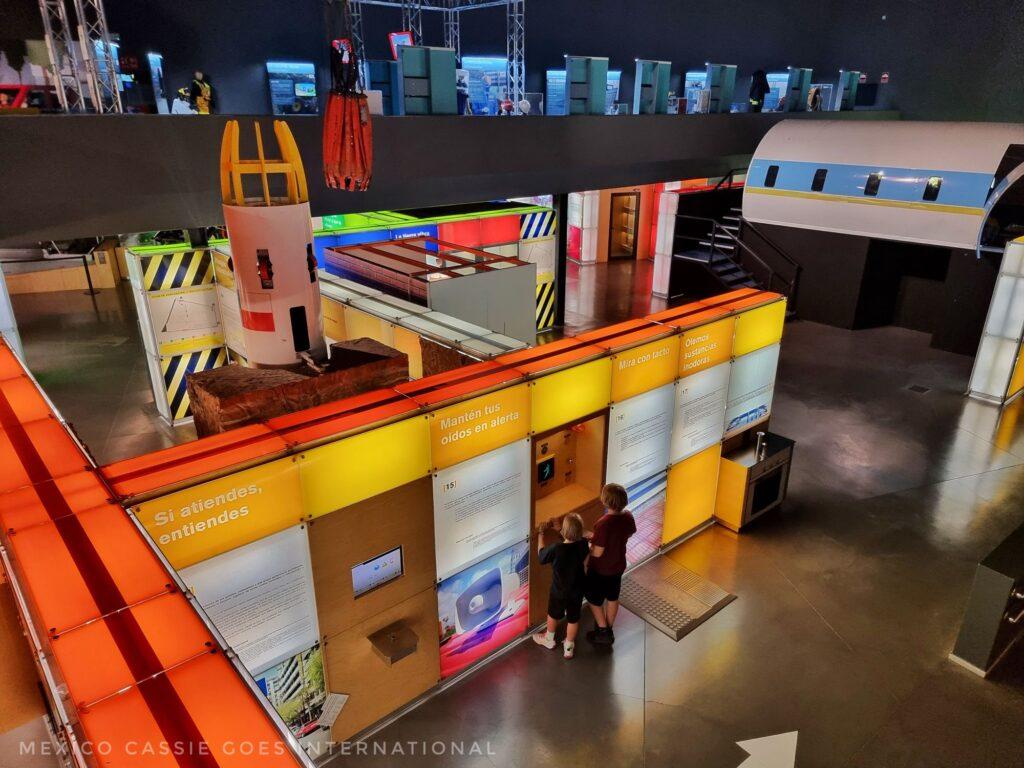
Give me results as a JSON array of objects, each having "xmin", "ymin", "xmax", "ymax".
[
  {"xmin": 212, "ymin": 249, "xmax": 235, "ymax": 290},
  {"xmin": 161, "ymin": 346, "xmax": 227, "ymax": 422},
  {"xmin": 535, "ymin": 280, "xmax": 556, "ymax": 331},
  {"xmin": 141, "ymin": 250, "xmax": 214, "ymax": 292}
]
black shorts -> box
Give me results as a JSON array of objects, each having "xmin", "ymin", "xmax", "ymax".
[
  {"xmin": 585, "ymin": 571, "xmax": 623, "ymax": 605},
  {"xmin": 548, "ymin": 592, "xmax": 584, "ymax": 623}
]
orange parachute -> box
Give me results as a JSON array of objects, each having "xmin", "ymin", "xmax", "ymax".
[{"xmin": 323, "ymin": 29, "xmax": 373, "ymax": 191}]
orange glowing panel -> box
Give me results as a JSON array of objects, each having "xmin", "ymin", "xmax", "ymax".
[
  {"xmin": 52, "ymin": 594, "xmax": 211, "ymax": 705},
  {"xmin": 715, "ymin": 292, "xmax": 784, "ymax": 313},
  {"xmin": 7, "ymin": 521, "xmax": 102, "ymax": 633},
  {"xmin": 0, "ymin": 375, "xmax": 52, "ymax": 423},
  {"xmin": 0, "ymin": 417, "xmax": 88, "ymax": 494},
  {"xmin": 167, "ymin": 651, "xmax": 304, "ymax": 767},
  {"xmin": 396, "ymin": 361, "xmax": 525, "ymax": 408},
  {"xmin": 498, "ymin": 338, "xmax": 607, "ymax": 377},
  {"xmin": 645, "ymin": 299, "xmax": 716, "ymax": 324},
  {"xmin": 102, "ymin": 424, "xmax": 289, "ymax": 501},
  {"xmin": 576, "ymin": 320, "xmax": 676, "ymax": 353},
  {"xmin": 653, "ymin": 305, "xmax": 732, "ymax": 331},
  {"xmin": 265, "ymin": 387, "xmax": 406, "ymax": 433},
  {"xmin": 0, "ymin": 362, "xmax": 23, "ymax": 383},
  {"xmin": 76, "ymin": 504, "xmax": 174, "ymax": 602},
  {"xmin": 77, "ymin": 687, "xmax": 183, "ymax": 768},
  {"xmin": 0, "ymin": 470, "xmax": 110, "ymax": 531},
  {"xmin": 274, "ymin": 394, "xmax": 422, "ymax": 448}
]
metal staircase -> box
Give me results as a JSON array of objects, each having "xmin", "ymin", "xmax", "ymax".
[{"xmin": 671, "ymin": 206, "xmax": 802, "ymax": 311}]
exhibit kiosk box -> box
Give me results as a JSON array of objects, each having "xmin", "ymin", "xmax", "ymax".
[{"xmin": 714, "ymin": 431, "xmax": 794, "ymax": 532}]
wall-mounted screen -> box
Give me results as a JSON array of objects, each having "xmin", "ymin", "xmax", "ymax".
[
  {"xmin": 351, "ymin": 545, "xmax": 404, "ymax": 598},
  {"xmin": 266, "ymin": 61, "xmax": 318, "ymax": 115}
]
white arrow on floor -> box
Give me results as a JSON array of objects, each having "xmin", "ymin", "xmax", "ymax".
[{"xmin": 736, "ymin": 732, "xmax": 798, "ymax": 768}]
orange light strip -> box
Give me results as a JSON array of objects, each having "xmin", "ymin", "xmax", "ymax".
[{"xmin": 101, "ymin": 290, "xmax": 782, "ymax": 502}]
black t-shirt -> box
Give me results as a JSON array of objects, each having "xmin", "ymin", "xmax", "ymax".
[{"xmin": 539, "ymin": 539, "xmax": 589, "ymax": 599}]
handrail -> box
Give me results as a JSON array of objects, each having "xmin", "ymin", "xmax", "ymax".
[
  {"xmin": 740, "ymin": 218, "xmax": 801, "ymax": 272},
  {"xmin": 712, "ymin": 167, "xmax": 748, "ymax": 192},
  {"xmin": 674, "ymin": 213, "xmax": 801, "ymax": 308}
]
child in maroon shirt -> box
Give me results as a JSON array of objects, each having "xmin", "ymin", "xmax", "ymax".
[{"xmin": 585, "ymin": 483, "xmax": 635, "ymax": 646}]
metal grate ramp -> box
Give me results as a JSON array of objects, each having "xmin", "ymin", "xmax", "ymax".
[{"xmin": 619, "ymin": 556, "xmax": 736, "ymax": 641}]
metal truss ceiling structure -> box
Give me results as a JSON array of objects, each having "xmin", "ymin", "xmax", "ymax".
[
  {"xmin": 38, "ymin": 0, "xmax": 123, "ymax": 113},
  {"xmin": 355, "ymin": 0, "xmax": 525, "ymax": 113}
]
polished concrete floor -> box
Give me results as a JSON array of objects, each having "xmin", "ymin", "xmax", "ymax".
[
  {"xmin": 9, "ymin": 283, "xmax": 195, "ymax": 464},
  {"xmin": 9, "ymin": 263, "xmax": 1024, "ymax": 767}
]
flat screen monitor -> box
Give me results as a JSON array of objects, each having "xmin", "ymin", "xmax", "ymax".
[{"xmin": 352, "ymin": 546, "xmax": 403, "ymax": 598}]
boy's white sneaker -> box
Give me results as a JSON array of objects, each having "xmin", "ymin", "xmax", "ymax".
[
  {"xmin": 563, "ymin": 641, "xmax": 575, "ymax": 659},
  {"xmin": 532, "ymin": 632, "xmax": 556, "ymax": 650}
]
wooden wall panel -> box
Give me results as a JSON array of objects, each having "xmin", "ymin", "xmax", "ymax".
[
  {"xmin": 322, "ymin": 587, "xmax": 440, "ymax": 741},
  {"xmin": 309, "ymin": 477, "xmax": 436, "ymax": 639}
]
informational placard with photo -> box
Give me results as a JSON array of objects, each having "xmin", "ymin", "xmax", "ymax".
[
  {"xmin": 432, "ymin": 440, "xmax": 531, "ymax": 581},
  {"xmin": 725, "ymin": 343, "xmax": 781, "ymax": 438},
  {"xmin": 180, "ymin": 525, "xmax": 318, "ymax": 675},
  {"xmin": 605, "ymin": 383, "xmax": 674, "ymax": 489},
  {"xmin": 671, "ymin": 361, "xmax": 731, "ymax": 463}
]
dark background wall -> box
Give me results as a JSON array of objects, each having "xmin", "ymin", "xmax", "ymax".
[{"xmin": 4, "ymin": 0, "xmax": 1014, "ymax": 119}]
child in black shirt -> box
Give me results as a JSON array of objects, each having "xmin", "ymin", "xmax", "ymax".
[{"xmin": 533, "ymin": 513, "xmax": 589, "ymax": 659}]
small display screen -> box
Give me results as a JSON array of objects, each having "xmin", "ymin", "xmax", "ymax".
[
  {"xmin": 352, "ymin": 546, "xmax": 403, "ymax": 598},
  {"xmin": 537, "ymin": 456, "xmax": 556, "ymax": 484}
]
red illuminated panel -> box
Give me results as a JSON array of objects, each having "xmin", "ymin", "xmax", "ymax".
[
  {"xmin": 240, "ymin": 309, "xmax": 275, "ymax": 332},
  {"xmin": 437, "ymin": 219, "xmax": 481, "ymax": 249},
  {"xmin": 479, "ymin": 214, "xmax": 520, "ymax": 246}
]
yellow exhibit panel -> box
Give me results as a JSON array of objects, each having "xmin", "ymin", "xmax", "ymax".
[
  {"xmin": 322, "ymin": 295, "xmax": 346, "ymax": 341},
  {"xmin": 342, "ymin": 304, "xmax": 395, "ymax": 346},
  {"xmin": 530, "ymin": 357, "xmax": 612, "ymax": 434},
  {"xmin": 680, "ymin": 317, "xmax": 735, "ymax": 377},
  {"xmin": 299, "ymin": 416, "xmax": 431, "ymax": 518},
  {"xmin": 610, "ymin": 335, "xmax": 680, "ymax": 402},
  {"xmin": 430, "ymin": 384, "xmax": 530, "ymax": 470},
  {"xmin": 392, "ymin": 325, "xmax": 424, "ymax": 379},
  {"xmin": 1006, "ymin": 345, "xmax": 1024, "ymax": 401},
  {"xmin": 732, "ymin": 300, "xmax": 786, "ymax": 357},
  {"xmin": 663, "ymin": 444, "xmax": 721, "ymax": 544},
  {"xmin": 134, "ymin": 458, "xmax": 302, "ymax": 569}
]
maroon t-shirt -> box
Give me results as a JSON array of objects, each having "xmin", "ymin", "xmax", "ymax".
[{"xmin": 589, "ymin": 511, "xmax": 636, "ymax": 576}]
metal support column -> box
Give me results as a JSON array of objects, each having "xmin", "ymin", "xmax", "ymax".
[
  {"xmin": 401, "ymin": 0, "xmax": 424, "ymax": 45},
  {"xmin": 554, "ymin": 192, "xmax": 568, "ymax": 328},
  {"xmin": 37, "ymin": 0, "xmax": 88, "ymax": 112},
  {"xmin": 443, "ymin": 0, "xmax": 461, "ymax": 61},
  {"xmin": 506, "ymin": 0, "xmax": 525, "ymax": 114},
  {"xmin": 349, "ymin": 0, "xmax": 367, "ymax": 87},
  {"xmin": 70, "ymin": 0, "xmax": 123, "ymax": 113}
]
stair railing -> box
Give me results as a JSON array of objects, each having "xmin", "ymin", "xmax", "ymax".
[
  {"xmin": 674, "ymin": 214, "xmax": 801, "ymax": 307},
  {"xmin": 712, "ymin": 167, "xmax": 748, "ymax": 192}
]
